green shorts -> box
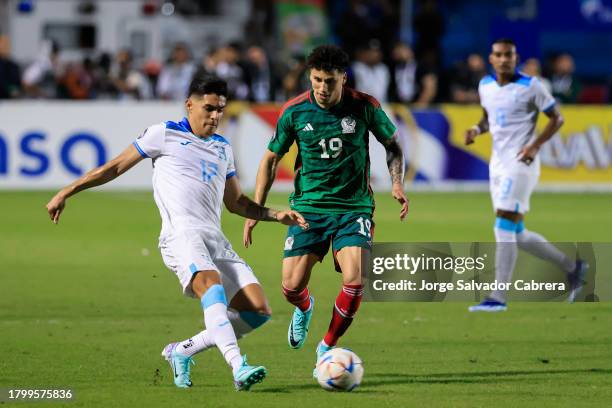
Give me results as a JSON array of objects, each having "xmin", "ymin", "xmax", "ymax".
[{"xmin": 283, "ymin": 212, "xmax": 374, "ymax": 266}]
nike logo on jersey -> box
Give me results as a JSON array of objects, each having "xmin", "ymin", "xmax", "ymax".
[
  {"xmin": 180, "ymin": 141, "xmax": 193, "ymax": 146},
  {"xmin": 302, "ymin": 123, "xmax": 314, "ymax": 131}
]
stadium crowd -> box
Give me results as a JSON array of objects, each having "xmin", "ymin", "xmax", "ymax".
[
  {"xmin": 0, "ymin": 0, "xmax": 606, "ymax": 105},
  {"xmin": 0, "ymin": 35, "xmax": 598, "ymax": 105}
]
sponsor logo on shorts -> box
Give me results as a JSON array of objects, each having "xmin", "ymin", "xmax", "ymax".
[{"xmin": 285, "ymin": 236, "xmax": 294, "ymax": 250}]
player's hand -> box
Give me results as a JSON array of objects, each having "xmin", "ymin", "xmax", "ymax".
[
  {"xmin": 243, "ymin": 218, "xmax": 259, "ymax": 248},
  {"xmin": 46, "ymin": 192, "xmax": 67, "ymax": 224},
  {"xmin": 517, "ymin": 144, "xmax": 539, "ymax": 165},
  {"xmin": 392, "ymin": 183, "xmax": 409, "ymax": 221},
  {"xmin": 464, "ymin": 128, "xmax": 479, "ymax": 145},
  {"xmin": 275, "ymin": 210, "xmax": 309, "ymax": 229}
]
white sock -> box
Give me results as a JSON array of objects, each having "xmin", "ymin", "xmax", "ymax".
[
  {"xmin": 176, "ymin": 331, "xmax": 215, "ymax": 357},
  {"xmin": 490, "ymin": 221, "xmax": 518, "ymax": 303},
  {"xmin": 516, "ymin": 228, "xmax": 575, "ymax": 272},
  {"xmin": 176, "ymin": 309, "xmax": 270, "ymax": 357},
  {"xmin": 201, "ymin": 285, "xmax": 243, "ymax": 375}
]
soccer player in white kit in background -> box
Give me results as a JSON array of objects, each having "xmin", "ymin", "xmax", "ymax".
[
  {"xmin": 46, "ymin": 75, "xmax": 309, "ymax": 390},
  {"xmin": 464, "ymin": 39, "xmax": 587, "ymax": 312}
]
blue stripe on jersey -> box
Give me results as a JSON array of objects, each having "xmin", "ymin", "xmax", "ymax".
[
  {"xmin": 226, "ymin": 171, "xmax": 236, "ymax": 179},
  {"xmin": 211, "ymin": 134, "xmax": 230, "ymax": 145},
  {"xmin": 179, "ymin": 117, "xmax": 193, "ymax": 132},
  {"xmin": 516, "ymin": 220, "xmax": 525, "ymax": 234},
  {"xmin": 480, "ymin": 75, "xmax": 495, "ymax": 85},
  {"xmin": 165, "ymin": 120, "xmax": 190, "ymax": 133},
  {"xmin": 495, "ymin": 217, "xmax": 518, "ymax": 232},
  {"xmin": 189, "ymin": 263, "xmax": 198, "ymax": 274},
  {"xmin": 542, "ymin": 101, "xmax": 556, "ymax": 113},
  {"xmin": 201, "ymin": 284, "xmax": 227, "ymax": 309},
  {"xmin": 132, "ymin": 141, "xmax": 149, "ymax": 158},
  {"xmin": 515, "ymin": 73, "xmax": 532, "ymax": 87}
]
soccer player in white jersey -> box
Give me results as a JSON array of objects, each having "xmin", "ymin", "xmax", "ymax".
[
  {"xmin": 464, "ymin": 39, "xmax": 587, "ymax": 312},
  {"xmin": 45, "ymin": 76, "xmax": 308, "ymax": 390}
]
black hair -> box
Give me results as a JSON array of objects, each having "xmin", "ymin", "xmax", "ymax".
[
  {"xmin": 306, "ymin": 45, "xmax": 349, "ymax": 73},
  {"xmin": 188, "ymin": 74, "xmax": 227, "ymax": 97},
  {"xmin": 492, "ymin": 38, "xmax": 516, "ymax": 48}
]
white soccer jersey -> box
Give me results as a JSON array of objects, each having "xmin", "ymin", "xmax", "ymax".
[
  {"xmin": 479, "ymin": 72, "xmax": 556, "ymax": 174},
  {"xmin": 133, "ymin": 117, "xmax": 236, "ymax": 237}
]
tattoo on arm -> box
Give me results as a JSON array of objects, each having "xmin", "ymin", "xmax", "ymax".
[{"xmin": 384, "ymin": 136, "xmax": 405, "ymax": 185}]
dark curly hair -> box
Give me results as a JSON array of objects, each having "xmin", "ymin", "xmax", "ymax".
[
  {"xmin": 306, "ymin": 45, "xmax": 349, "ymax": 73},
  {"xmin": 188, "ymin": 74, "xmax": 227, "ymax": 97}
]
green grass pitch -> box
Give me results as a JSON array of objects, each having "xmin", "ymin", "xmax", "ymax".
[{"xmin": 1, "ymin": 191, "xmax": 611, "ymax": 407}]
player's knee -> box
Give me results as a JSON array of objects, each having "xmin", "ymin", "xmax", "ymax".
[{"xmin": 281, "ymin": 280, "xmax": 306, "ymax": 293}]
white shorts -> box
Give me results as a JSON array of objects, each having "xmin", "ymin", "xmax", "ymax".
[
  {"xmin": 489, "ymin": 169, "xmax": 539, "ymax": 214},
  {"xmin": 158, "ymin": 229, "xmax": 259, "ymax": 299}
]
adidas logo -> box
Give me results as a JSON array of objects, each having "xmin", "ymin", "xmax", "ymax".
[{"xmin": 302, "ymin": 123, "xmax": 314, "ymax": 131}]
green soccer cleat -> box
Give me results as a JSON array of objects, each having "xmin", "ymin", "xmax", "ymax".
[
  {"xmin": 288, "ymin": 296, "xmax": 314, "ymax": 349},
  {"xmin": 313, "ymin": 341, "xmax": 332, "ymax": 379},
  {"xmin": 233, "ymin": 355, "xmax": 267, "ymax": 391},
  {"xmin": 161, "ymin": 342, "xmax": 195, "ymax": 388}
]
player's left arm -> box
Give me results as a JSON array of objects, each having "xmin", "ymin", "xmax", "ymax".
[
  {"xmin": 223, "ymin": 176, "xmax": 309, "ymax": 228},
  {"xmin": 382, "ymin": 134, "xmax": 409, "ymax": 221},
  {"xmin": 518, "ymin": 105, "xmax": 564, "ymax": 165},
  {"xmin": 369, "ymin": 100, "xmax": 409, "ymax": 221}
]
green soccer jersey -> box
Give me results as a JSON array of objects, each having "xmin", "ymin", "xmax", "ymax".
[{"xmin": 268, "ymin": 87, "xmax": 397, "ymax": 214}]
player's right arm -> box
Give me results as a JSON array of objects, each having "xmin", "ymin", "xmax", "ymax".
[
  {"xmin": 465, "ymin": 108, "xmax": 489, "ymax": 145},
  {"xmin": 46, "ymin": 144, "xmax": 144, "ymax": 224},
  {"xmin": 243, "ymin": 109, "xmax": 295, "ymax": 247},
  {"xmin": 242, "ymin": 149, "xmax": 284, "ymax": 247}
]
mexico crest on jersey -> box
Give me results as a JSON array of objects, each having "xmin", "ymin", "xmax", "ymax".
[{"xmin": 341, "ymin": 116, "xmax": 356, "ymax": 134}]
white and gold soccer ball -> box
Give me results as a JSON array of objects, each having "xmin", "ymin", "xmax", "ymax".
[{"xmin": 315, "ymin": 348, "xmax": 364, "ymax": 392}]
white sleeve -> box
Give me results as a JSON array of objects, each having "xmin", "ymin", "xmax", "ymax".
[
  {"xmin": 532, "ymin": 78, "xmax": 556, "ymax": 113},
  {"xmin": 133, "ymin": 123, "xmax": 165, "ymax": 159},
  {"xmin": 226, "ymin": 146, "xmax": 236, "ymax": 179}
]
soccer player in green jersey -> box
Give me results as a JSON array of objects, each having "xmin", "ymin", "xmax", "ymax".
[{"xmin": 243, "ymin": 45, "xmax": 408, "ymax": 373}]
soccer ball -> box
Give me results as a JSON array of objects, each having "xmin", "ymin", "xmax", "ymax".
[{"xmin": 315, "ymin": 348, "xmax": 364, "ymax": 392}]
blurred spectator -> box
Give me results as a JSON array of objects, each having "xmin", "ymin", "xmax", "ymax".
[
  {"xmin": 91, "ymin": 52, "xmax": 116, "ymax": 99},
  {"xmin": 110, "ymin": 49, "xmax": 152, "ymax": 100},
  {"xmin": 521, "ymin": 58, "xmax": 552, "ymax": 94},
  {"xmin": 156, "ymin": 43, "xmax": 196, "ymax": 100},
  {"xmin": 244, "ymin": 45, "xmax": 275, "ymax": 102},
  {"xmin": 351, "ymin": 40, "xmax": 389, "ymax": 102},
  {"xmin": 58, "ymin": 59, "xmax": 93, "ymax": 99},
  {"xmin": 449, "ymin": 53, "xmax": 486, "ymax": 104},
  {"xmin": 281, "ymin": 54, "xmax": 309, "ymax": 99},
  {"xmin": 388, "ymin": 42, "xmax": 438, "ymax": 107},
  {"xmin": 336, "ymin": 0, "xmax": 398, "ymax": 59},
  {"xmin": 143, "ymin": 59, "xmax": 162, "ymax": 97},
  {"xmin": 197, "ymin": 43, "xmax": 249, "ymax": 100},
  {"xmin": 388, "ymin": 43, "xmax": 416, "ymax": 103},
  {"xmin": 550, "ymin": 53, "xmax": 581, "ymax": 104},
  {"xmin": 413, "ymin": 0, "xmax": 445, "ymax": 65},
  {"xmin": 0, "ymin": 34, "xmax": 21, "ymax": 99},
  {"xmin": 22, "ymin": 40, "xmax": 62, "ymax": 98},
  {"xmin": 215, "ymin": 43, "xmax": 249, "ymax": 100}
]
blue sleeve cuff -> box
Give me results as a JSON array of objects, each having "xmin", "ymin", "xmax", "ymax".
[
  {"xmin": 226, "ymin": 171, "xmax": 236, "ymax": 180},
  {"xmin": 133, "ymin": 141, "xmax": 149, "ymax": 158},
  {"xmin": 542, "ymin": 101, "xmax": 556, "ymax": 114}
]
